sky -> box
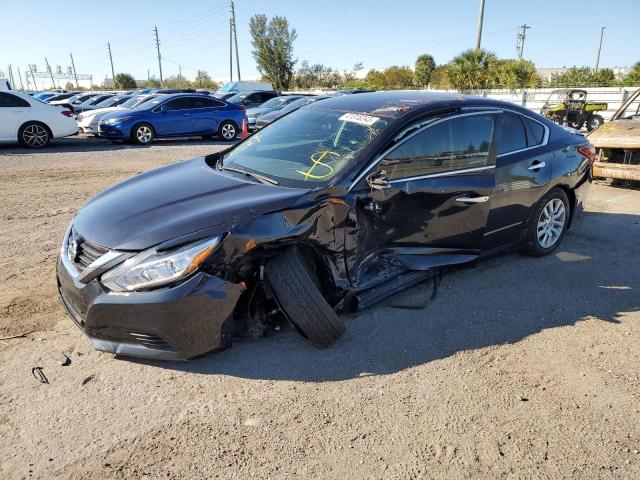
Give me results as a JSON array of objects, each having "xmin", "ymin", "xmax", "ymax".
[{"xmin": 1, "ymin": 0, "xmax": 638, "ymax": 86}]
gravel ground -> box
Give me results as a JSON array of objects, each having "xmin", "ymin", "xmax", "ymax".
[{"xmin": 1, "ymin": 137, "xmax": 639, "ymax": 479}]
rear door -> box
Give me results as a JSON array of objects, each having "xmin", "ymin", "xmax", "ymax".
[
  {"xmin": 349, "ymin": 111, "xmax": 498, "ymax": 278},
  {"xmin": 482, "ymin": 111, "xmax": 551, "ymax": 252},
  {"xmin": 0, "ymin": 92, "xmax": 30, "ymax": 140},
  {"xmin": 189, "ymin": 96, "xmax": 226, "ymax": 133}
]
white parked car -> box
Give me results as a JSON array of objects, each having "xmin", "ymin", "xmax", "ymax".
[
  {"xmin": 76, "ymin": 94, "xmax": 159, "ymax": 134},
  {"xmin": 0, "ymin": 91, "xmax": 78, "ymax": 148}
]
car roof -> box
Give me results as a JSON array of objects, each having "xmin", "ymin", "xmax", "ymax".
[{"xmin": 307, "ymin": 91, "xmax": 469, "ymax": 118}]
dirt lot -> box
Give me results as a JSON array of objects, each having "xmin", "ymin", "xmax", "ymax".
[{"xmin": 1, "ymin": 137, "xmax": 639, "ymax": 479}]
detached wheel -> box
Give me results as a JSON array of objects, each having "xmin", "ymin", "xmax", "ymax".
[
  {"xmin": 586, "ymin": 114, "xmax": 604, "ymax": 132},
  {"xmin": 524, "ymin": 188, "xmax": 570, "ymax": 257},
  {"xmin": 218, "ymin": 121, "xmax": 237, "ymax": 140},
  {"xmin": 266, "ymin": 247, "xmax": 345, "ymax": 348},
  {"xmin": 131, "ymin": 123, "xmax": 154, "ymax": 144},
  {"xmin": 19, "ymin": 122, "xmax": 51, "ymax": 148}
]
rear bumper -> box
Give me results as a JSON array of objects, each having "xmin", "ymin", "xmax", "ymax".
[{"xmin": 56, "ymin": 253, "xmax": 243, "ymax": 360}]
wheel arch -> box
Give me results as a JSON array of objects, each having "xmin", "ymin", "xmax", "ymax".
[{"xmin": 17, "ymin": 120, "xmax": 52, "ymax": 140}]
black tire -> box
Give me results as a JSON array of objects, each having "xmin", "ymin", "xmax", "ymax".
[
  {"xmin": 524, "ymin": 188, "xmax": 570, "ymax": 257},
  {"xmin": 586, "ymin": 114, "xmax": 604, "ymax": 132},
  {"xmin": 18, "ymin": 122, "xmax": 51, "ymax": 148},
  {"xmin": 265, "ymin": 247, "xmax": 345, "ymax": 348},
  {"xmin": 130, "ymin": 123, "xmax": 154, "ymax": 145},
  {"xmin": 218, "ymin": 121, "xmax": 237, "ymax": 141}
]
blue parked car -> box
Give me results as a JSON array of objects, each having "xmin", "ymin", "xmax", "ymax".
[{"xmin": 98, "ymin": 93, "xmax": 247, "ymax": 144}]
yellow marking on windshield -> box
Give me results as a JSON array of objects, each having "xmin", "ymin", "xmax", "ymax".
[{"xmin": 296, "ymin": 151, "xmax": 341, "ymax": 180}]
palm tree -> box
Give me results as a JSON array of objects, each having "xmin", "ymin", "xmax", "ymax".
[{"xmin": 446, "ymin": 49, "xmax": 498, "ymax": 90}]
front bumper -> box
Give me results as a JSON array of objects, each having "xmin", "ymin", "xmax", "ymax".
[
  {"xmin": 56, "ymin": 251, "xmax": 243, "ymax": 360},
  {"xmin": 98, "ymin": 123, "xmax": 128, "ymax": 139}
]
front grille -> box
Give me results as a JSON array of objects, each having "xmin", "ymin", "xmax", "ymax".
[
  {"xmin": 68, "ymin": 229, "xmax": 110, "ymax": 269},
  {"xmin": 129, "ymin": 332, "xmax": 174, "ymax": 351}
]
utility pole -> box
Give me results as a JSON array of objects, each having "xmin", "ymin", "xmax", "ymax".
[
  {"xmin": 154, "ymin": 26, "xmax": 163, "ymax": 87},
  {"xmin": 229, "ymin": 18, "xmax": 233, "ymax": 82},
  {"xmin": 44, "ymin": 57, "xmax": 56, "ymax": 88},
  {"xmin": 69, "ymin": 53, "xmax": 79, "ymax": 88},
  {"xmin": 28, "ymin": 64, "xmax": 37, "ymax": 90},
  {"xmin": 594, "ymin": 26, "xmax": 606, "ymax": 73},
  {"xmin": 231, "ymin": 0, "xmax": 241, "ymax": 80},
  {"xmin": 107, "ymin": 42, "xmax": 116, "ymax": 87},
  {"xmin": 178, "ymin": 65, "xmax": 182, "ymax": 77},
  {"xmin": 516, "ymin": 24, "xmax": 531, "ymax": 60},
  {"xmin": 475, "ymin": 0, "xmax": 485, "ymax": 50},
  {"xmin": 16, "ymin": 67, "xmax": 25, "ymax": 90}
]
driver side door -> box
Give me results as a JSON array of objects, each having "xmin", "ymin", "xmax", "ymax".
[{"xmin": 347, "ymin": 111, "xmax": 498, "ymax": 283}]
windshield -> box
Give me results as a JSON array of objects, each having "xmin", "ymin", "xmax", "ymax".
[
  {"xmin": 119, "ymin": 95, "xmax": 155, "ymax": 108},
  {"xmin": 226, "ymin": 92, "xmax": 247, "ymax": 103},
  {"xmin": 222, "ymin": 108, "xmax": 389, "ymax": 188},
  {"xmin": 282, "ymin": 97, "xmax": 314, "ymax": 112},
  {"xmin": 94, "ymin": 96, "xmax": 128, "ymax": 108},
  {"xmin": 217, "ymin": 82, "xmax": 238, "ymax": 93},
  {"xmin": 260, "ymin": 97, "xmax": 290, "ymax": 109}
]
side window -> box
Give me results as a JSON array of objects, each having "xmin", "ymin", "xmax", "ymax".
[
  {"xmin": 497, "ymin": 112, "xmax": 527, "ymax": 155},
  {"xmin": 191, "ymin": 97, "xmax": 221, "ymax": 108},
  {"xmin": 523, "ymin": 117, "xmax": 545, "ymax": 146},
  {"xmin": 380, "ymin": 114, "xmax": 495, "ymax": 180},
  {"xmin": 0, "ymin": 92, "xmax": 30, "ymax": 108},
  {"xmin": 164, "ymin": 98, "xmax": 191, "ymax": 111}
]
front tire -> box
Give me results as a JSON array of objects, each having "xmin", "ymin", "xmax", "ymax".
[
  {"xmin": 19, "ymin": 122, "xmax": 51, "ymax": 148},
  {"xmin": 130, "ymin": 123, "xmax": 154, "ymax": 145},
  {"xmin": 524, "ymin": 188, "xmax": 570, "ymax": 256},
  {"xmin": 218, "ymin": 121, "xmax": 237, "ymax": 141},
  {"xmin": 266, "ymin": 247, "xmax": 346, "ymax": 348}
]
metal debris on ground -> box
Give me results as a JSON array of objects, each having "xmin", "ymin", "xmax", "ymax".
[
  {"xmin": 32, "ymin": 367, "xmax": 49, "ymax": 384},
  {"xmin": 81, "ymin": 374, "xmax": 95, "ymax": 386},
  {"xmin": 0, "ymin": 331, "xmax": 32, "ymax": 341}
]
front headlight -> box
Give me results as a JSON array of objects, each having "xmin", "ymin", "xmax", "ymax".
[
  {"xmin": 107, "ymin": 116, "xmax": 131, "ymax": 124},
  {"xmin": 101, "ymin": 236, "xmax": 222, "ymax": 292}
]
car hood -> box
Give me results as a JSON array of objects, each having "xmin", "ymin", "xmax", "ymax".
[
  {"xmin": 588, "ymin": 119, "xmax": 640, "ymax": 149},
  {"xmin": 100, "ymin": 108, "xmax": 137, "ymax": 121},
  {"xmin": 73, "ymin": 157, "xmax": 309, "ymax": 251},
  {"xmin": 79, "ymin": 106, "xmax": 122, "ymax": 118}
]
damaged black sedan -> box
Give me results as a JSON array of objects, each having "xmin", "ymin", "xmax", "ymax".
[{"xmin": 57, "ymin": 92, "xmax": 592, "ymax": 360}]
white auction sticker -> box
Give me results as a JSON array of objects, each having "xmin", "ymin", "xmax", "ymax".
[{"xmin": 338, "ymin": 113, "xmax": 381, "ymax": 126}]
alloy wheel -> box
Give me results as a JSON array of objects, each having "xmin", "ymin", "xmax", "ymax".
[
  {"xmin": 23, "ymin": 124, "xmax": 49, "ymax": 147},
  {"xmin": 221, "ymin": 123, "xmax": 236, "ymax": 140},
  {"xmin": 537, "ymin": 198, "xmax": 566, "ymax": 248},
  {"xmin": 136, "ymin": 125, "xmax": 153, "ymax": 143}
]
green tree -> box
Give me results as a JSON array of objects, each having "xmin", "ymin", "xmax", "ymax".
[
  {"xmin": 414, "ymin": 54, "xmax": 436, "ymax": 86},
  {"xmin": 430, "ymin": 65, "xmax": 451, "ymax": 88},
  {"xmin": 294, "ymin": 61, "xmax": 342, "ymax": 89},
  {"xmin": 623, "ymin": 62, "xmax": 640, "ymax": 85},
  {"xmin": 548, "ymin": 67, "xmax": 616, "ymax": 87},
  {"xmin": 194, "ymin": 70, "xmax": 219, "ymax": 89},
  {"xmin": 249, "ymin": 14, "xmax": 297, "ymax": 90},
  {"xmin": 140, "ymin": 76, "xmax": 161, "ymax": 89},
  {"xmin": 447, "ymin": 49, "xmax": 498, "ymax": 90},
  {"xmin": 365, "ymin": 66, "xmax": 414, "ymax": 89},
  {"xmin": 494, "ymin": 60, "xmax": 541, "ymax": 89},
  {"xmin": 114, "ymin": 73, "xmax": 137, "ymax": 89},
  {"xmin": 64, "ymin": 82, "xmax": 75, "ymax": 90},
  {"xmin": 164, "ymin": 74, "xmax": 190, "ymax": 88}
]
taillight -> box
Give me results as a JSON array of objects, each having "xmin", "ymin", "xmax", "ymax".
[
  {"xmin": 60, "ymin": 110, "xmax": 74, "ymax": 118},
  {"xmin": 577, "ymin": 143, "xmax": 596, "ymax": 165}
]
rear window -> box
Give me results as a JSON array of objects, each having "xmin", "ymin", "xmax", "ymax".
[
  {"xmin": 498, "ymin": 112, "xmax": 528, "ymax": 155},
  {"xmin": 524, "ymin": 117, "xmax": 545, "ymax": 145}
]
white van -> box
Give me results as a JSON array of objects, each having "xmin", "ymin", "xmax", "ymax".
[
  {"xmin": 0, "ymin": 78, "xmax": 12, "ymax": 90},
  {"xmin": 216, "ymin": 81, "xmax": 273, "ymax": 96}
]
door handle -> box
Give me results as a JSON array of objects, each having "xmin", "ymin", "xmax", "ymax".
[
  {"xmin": 456, "ymin": 195, "xmax": 490, "ymax": 204},
  {"xmin": 528, "ymin": 161, "xmax": 546, "ymax": 171}
]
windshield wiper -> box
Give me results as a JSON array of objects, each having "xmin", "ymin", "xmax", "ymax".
[{"xmin": 220, "ymin": 166, "xmax": 279, "ymax": 186}]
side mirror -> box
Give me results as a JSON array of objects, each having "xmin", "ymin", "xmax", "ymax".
[
  {"xmin": 366, "ymin": 170, "xmax": 391, "ymax": 190},
  {"xmin": 158, "ymin": 104, "xmax": 169, "ymax": 113}
]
